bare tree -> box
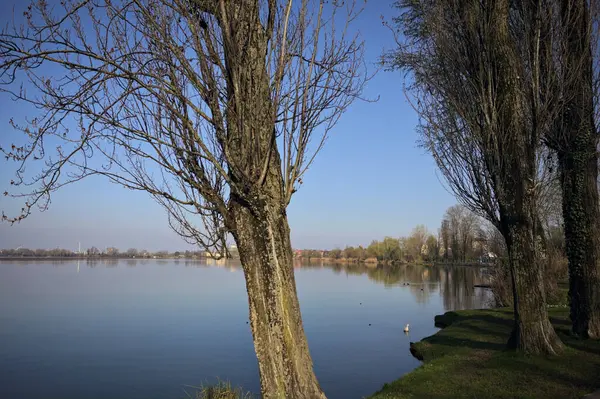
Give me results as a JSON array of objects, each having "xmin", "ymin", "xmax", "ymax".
[
  {"xmin": 459, "ymin": 209, "xmax": 477, "ymax": 262},
  {"xmin": 0, "ymin": 1, "xmax": 369, "ymax": 397},
  {"xmin": 440, "ymin": 219, "xmax": 450, "ymax": 260},
  {"xmin": 544, "ymin": 0, "xmax": 600, "ymax": 339},
  {"xmin": 484, "ymin": 222, "xmax": 508, "ymax": 260},
  {"xmin": 443, "ymin": 204, "xmax": 479, "ymax": 262},
  {"xmin": 387, "ymin": 0, "xmax": 563, "ymax": 354},
  {"xmin": 448, "ymin": 209, "xmax": 461, "ymax": 262},
  {"xmin": 126, "ymin": 248, "xmax": 139, "ymax": 258}
]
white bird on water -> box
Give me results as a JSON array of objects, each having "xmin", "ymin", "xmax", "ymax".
[{"xmin": 403, "ymin": 324, "xmax": 410, "ymax": 333}]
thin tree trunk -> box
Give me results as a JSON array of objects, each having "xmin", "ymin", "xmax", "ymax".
[
  {"xmin": 557, "ymin": 0, "xmax": 600, "ymax": 339},
  {"xmin": 231, "ymin": 197, "xmax": 326, "ymax": 399}
]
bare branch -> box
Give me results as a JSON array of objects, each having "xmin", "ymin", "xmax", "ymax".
[{"xmin": 0, "ymin": 0, "xmax": 369, "ymax": 254}]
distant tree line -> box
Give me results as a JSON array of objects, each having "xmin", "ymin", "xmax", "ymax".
[
  {"xmin": 0, "ymin": 247, "xmax": 240, "ymax": 259},
  {"xmin": 0, "ymin": 248, "xmax": 78, "ymax": 258},
  {"xmin": 296, "ymin": 204, "xmax": 514, "ymax": 265}
]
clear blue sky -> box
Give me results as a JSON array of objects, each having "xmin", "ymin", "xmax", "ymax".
[{"xmin": 0, "ymin": 0, "xmax": 456, "ymax": 252}]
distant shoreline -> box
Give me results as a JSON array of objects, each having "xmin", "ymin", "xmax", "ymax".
[
  {"xmin": 296, "ymin": 257, "xmax": 493, "ymax": 268},
  {"xmin": 0, "ymin": 256, "xmax": 221, "ymax": 261},
  {"xmin": 0, "ymin": 256, "xmax": 494, "ymax": 268}
]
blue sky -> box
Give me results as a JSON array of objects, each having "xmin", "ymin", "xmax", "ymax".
[{"xmin": 0, "ymin": 0, "xmax": 456, "ymax": 252}]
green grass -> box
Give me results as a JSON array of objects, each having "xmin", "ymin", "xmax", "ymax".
[
  {"xmin": 183, "ymin": 381, "xmax": 254, "ymax": 399},
  {"xmin": 370, "ymin": 307, "xmax": 600, "ymax": 399}
]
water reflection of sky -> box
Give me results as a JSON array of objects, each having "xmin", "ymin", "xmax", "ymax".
[{"xmin": 0, "ymin": 260, "xmax": 492, "ymax": 399}]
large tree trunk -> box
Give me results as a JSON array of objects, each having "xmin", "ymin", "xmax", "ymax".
[
  {"xmin": 556, "ymin": 0, "xmax": 600, "ymax": 339},
  {"xmin": 219, "ymin": 4, "xmax": 326, "ymax": 396},
  {"xmin": 503, "ymin": 216, "xmax": 564, "ymax": 354},
  {"xmin": 559, "ymin": 148, "xmax": 600, "ymax": 338},
  {"xmin": 497, "ymin": 158, "xmax": 563, "ymax": 355},
  {"xmin": 231, "ymin": 199, "xmax": 325, "ymax": 399},
  {"xmin": 488, "ymin": 0, "xmax": 563, "ymax": 355}
]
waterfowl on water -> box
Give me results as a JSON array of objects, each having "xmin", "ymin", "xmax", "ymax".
[{"xmin": 404, "ymin": 324, "xmax": 410, "ymax": 333}]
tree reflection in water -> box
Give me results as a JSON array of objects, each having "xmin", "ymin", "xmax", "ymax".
[{"xmin": 295, "ymin": 261, "xmax": 492, "ymax": 310}]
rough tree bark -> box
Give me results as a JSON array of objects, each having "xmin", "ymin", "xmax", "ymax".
[
  {"xmin": 222, "ymin": 6, "xmax": 325, "ymax": 396},
  {"xmin": 555, "ymin": 0, "xmax": 600, "ymax": 339},
  {"xmin": 231, "ymin": 195, "xmax": 325, "ymax": 398},
  {"xmin": 494, "ymin": 0, "xmax": 563, "ymax": 354},
  {"xmin": 501, "ymin": 189, "xmax": 564, "ymax": 354},
  {"xmin": 559, "ymin": 146, "xmax": 600, "ymax": 339}
]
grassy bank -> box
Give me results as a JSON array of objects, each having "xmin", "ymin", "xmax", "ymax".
[
  {"xmin": 184, "ymin": 381, "xmax": 253, "ymax": 399},
  {"xmin": 370, "ymin": 307, "xmax": 600, "ymax": 399}
]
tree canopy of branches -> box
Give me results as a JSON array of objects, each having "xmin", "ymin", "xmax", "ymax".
[
  {"xmin": 387, "ymin": 0, "xmax": 563, "ymax": 354},
  {"xmin": 0, "ymin": 1, "xmax": 369, "ymax": 397}
]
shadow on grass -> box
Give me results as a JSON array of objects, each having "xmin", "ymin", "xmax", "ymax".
[
  {"xmin": 453, "ymin": 313, "xmax": 513, "ymax": 328},
  {"xmin": 453, "ymin": 323, "xmax": 510, "ymax": 341},
  {"xmin": 374, "ymin": 308, "xmax": 600, "ymax": 399},
  {"xmin": 419, "ymin": 308, "xmax": 600, "ymax": 360},
  {"xmin": 431, "ymin": 311, "xmax": 512, "ymax": 342},
  {"xmin": 564, "ymin": 337, "xmax": 600, "ymax": 356},
  {"xmin": 412, "ymin": 313, "xmax": 512, "ymax": 360},
  {"xmin": 425, "ymin": 334, "xmax": 506, "ymax": 351},
  {"xmin": 549, "ymin": 316, "xmax": 572, "ymax": 327}
]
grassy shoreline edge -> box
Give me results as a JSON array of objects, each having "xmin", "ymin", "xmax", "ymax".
[{"xmin": 369, "ymin": 308, "xmax": 600, "ymax": 399}]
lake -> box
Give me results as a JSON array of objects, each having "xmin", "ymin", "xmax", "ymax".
[{"xmin": 0, "ymin": 259, "xmax": 492, "ymax": 399}]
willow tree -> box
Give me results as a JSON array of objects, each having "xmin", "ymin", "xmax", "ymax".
[
  {"xmin": 388, "ymin": 0, "xmax": 563, "ymax": 354},
  {"xmin": 0, "ymin": 0, "xmax": 369, "ymax": 397},
  {"xmin": 544, "ymin": 0, "xmax": 600, "ymax": 339}
]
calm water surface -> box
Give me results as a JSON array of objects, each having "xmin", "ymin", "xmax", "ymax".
[{"xmin": 0, "ymin": 260, "xmax": 492, "ymax": 399}]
